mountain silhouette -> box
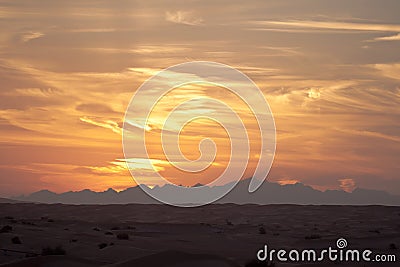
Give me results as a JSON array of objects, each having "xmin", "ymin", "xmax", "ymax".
[{"xmin": 13, "ymin": 178, "xmax": 400, "ymax": 205}]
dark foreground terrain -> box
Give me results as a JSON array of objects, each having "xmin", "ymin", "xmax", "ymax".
[{"xmin": 0, "ymin": 203, "xmax": 399, "ymax": 266}]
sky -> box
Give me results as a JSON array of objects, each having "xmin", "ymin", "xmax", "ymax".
[{"xmin": 0, "ymin": 0, "xmax": 399, "ymax": 196}]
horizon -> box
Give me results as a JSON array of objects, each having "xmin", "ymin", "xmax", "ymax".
[{"xmin": 11, "ymin": 177, "xmax": 400, "ymax": 198}]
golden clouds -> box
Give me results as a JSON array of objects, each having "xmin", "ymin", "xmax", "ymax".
[
  {"xmin": 0, "ymin": 0, "xmax": 400, "ymax": 195},
  {"xmin": 307, "ymin": 88, "xmax": 321, "ymax": 99},
  {"xmin": 334, "ymin": 128, "xmax": 400, "ymax": 143},
  {"xmin": 251, "ymin": 20, "xmax": 400, "ymax": 32},
  {"xmin": 165, "ymin": 11, "xmax": 203, "ymax": 26},
  {"xmin": 277, "ymin": 179, "xmax": 299, "ymax": 185},
  {"xmin": 338, "ymin": 178, "xmax": 356, "ymax": 192},
  {"xmin": 371, "ymin": 33, "xmax": 400, "ymax": 42},
  {"xmin": 20, "ymin": 31, "xmax": 44, "ymax": 43},
  {"xmin": 135, "ymin": 83, "xmax": 263, "ymax": 186},
  {"xmin": 80, "ymin": 117, "xmax": 122, "ymax": 135},
  {"xmin": 372, "ymin": 64, "xmax": 400, "ymax": 80}
]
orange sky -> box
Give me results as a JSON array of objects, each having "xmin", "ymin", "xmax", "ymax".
[{"xmin": 0, "ymin": 0, "xmax": 399, "ymax": 196}]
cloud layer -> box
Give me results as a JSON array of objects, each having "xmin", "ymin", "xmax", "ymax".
[{"xmin": 0, "ymin": 0, "xmax": 399, "ymax": 196}]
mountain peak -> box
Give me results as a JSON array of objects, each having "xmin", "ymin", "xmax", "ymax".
[{"xmin": 10, "ymin": 180, "xmax": 400, "ymax": 205}]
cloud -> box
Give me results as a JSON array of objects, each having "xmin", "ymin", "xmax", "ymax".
[
  {"xmin": 334, "ymin": 128, "xmax": 400, "ymax": 143},
  {"xmin": 83, "ymin": 45, "xmax": 191, "ymax": 55},
  {"xmin": 80, "ymin": 116, "xmax": 122, "ymax": 134},
  {"xmin": 10, "ymin": 88, "xmax": 59, "ymax": 97},
  {"xmin": 0, "ymin": 118, "xmax": 32, "ymax": 133},
  {"xmin": 277, "ymin": 179, "xmax": 299, "ymax": 185},
  {"xmin": 372, "ymin": 63, "xmax": 400, "ymax": 80},
  {"xmin": 84, "ymin": 162, "xmax": 127, "ymax": 175},
  {"xmin": 124, "ymin": 120, "xmax": 153, "ymax": 132},
  {"xmin": 20, "ymin": 31, "xmax": 44, "ymax": 42},
  {"xmin": 307, "ymin": 88, "xmax": 321, "ymax": 99},
  {"xmin": 119, "ymin": 158, "xmax": 167, "ymax": 172},
  {"xmin": 165, "ymin": 11, "xmax": 203, "ymax": 26},
  {"xmin": 250, "ymin": 20, "xmax": 400, "ymax": 32},
  {"xmin": 371, "ymin": 33, "xmax": 400, "ymax": 42},
  {"xmin": 68, "ymin": 28, "xmax": 117, "ymax": 33},
  {"xmin": 1, "ymin": 0, "xmax": 400, "ymax": 195},
  {"xmin": 338, "ymin": 178, "xmax": 356, "ymax": 192}
]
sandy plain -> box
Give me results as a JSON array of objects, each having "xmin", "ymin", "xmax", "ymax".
[{"xmin": 0, "ymin": 203, "xmax": 399, "ymax": 266}]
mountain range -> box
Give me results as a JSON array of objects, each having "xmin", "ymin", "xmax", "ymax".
[{"xmin": 11, "ymin": 179, "xmax": 400, "ymax": 205}]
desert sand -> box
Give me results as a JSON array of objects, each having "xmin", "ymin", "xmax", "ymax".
[{"xmin": 0, "ymin": 203, "xmax": 399, "ymax": 266}]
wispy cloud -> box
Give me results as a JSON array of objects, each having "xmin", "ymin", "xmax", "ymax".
[
  {"xmin": 86, "ymin": 162, "xmax": 127, "ymax": 175},
  {"xmin": 372, "ymin": 63, "xmax": 400, "ymax": 80},
  {"xmin": 81, "ymin": 45, "xmax": 191, "ymax": 55},
  {"xmin": 80, "ymin": 116, "xmax": 122, "ymax": 134},
  {"xmin": 250, "ymin": 20, "xmax": 400, "ymax": 32},
  {"xmin": 20, "ymin": 31, "xmax": 44, "ymax": 42},
  {"xmin": 68, "ymin": 28, "xmax": 117, "ymax": 33},
  {"xmin": 335, "ymin": 128, "xmax": 400, "ymax": 143},
  {"xmin": 371, "ymin": 33, "xmax": 400, "ymax": 42},
  {"xmin": 165, "ymin": 11, "xmax": 203, "ymax": 26}
]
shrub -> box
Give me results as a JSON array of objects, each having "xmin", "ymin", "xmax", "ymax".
[
  {"xmin": 116, "ymin": 233, "xmax": 129, "ymax": 240},
  {"xmin": 21, "ymin": 221, "xmax": 35, "ymax": 226},
  {"xmin": 98, "ymin": 243, "xmax": 108, "ymax": 249},
  {"xmin": 369, "ymin": 229, "xmax": 380, "ymax": 234},
  {"xmin": 25, "ymin": 252, "xmax": 37, "ymax": 258},
  {"xmin": 305, "ymin": 234, "xmax": 321, "ymax": 240},
  {"xmin": 0, "ymin": 225, "xmax": 12, "ymax": 233},
  {"xmin": 11, "ymin": 236, "xmax": 22, "ymax": 244},
  {"xmin": 259, "ymin": 226, "xmax": 266, "ymax": 235},
  {"xmin": 41, "ymin": 245, "xmax": 66, "ymax": 256}
]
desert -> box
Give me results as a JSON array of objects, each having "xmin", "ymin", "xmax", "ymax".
[{"xmin": 0, "ymin": 203, "xmax": 399, "ymax": 266}]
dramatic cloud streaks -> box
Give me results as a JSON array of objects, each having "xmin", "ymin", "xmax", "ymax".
[
  {"xmin": 0, "ymin": 0, "xmax": 399, "ymax": 196},
  {"xmin": 251, "ymin": 20, "xmax": 400, "ymax": 32}
]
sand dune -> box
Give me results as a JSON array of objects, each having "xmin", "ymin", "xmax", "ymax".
[
  {"xmin": 0, "ymin": 255, "xmax": 100, "ymax": 267},
  {"xmin": 0, "ymin": 252, "xmax": 239, "ymax": 267},
  {"xmin": 0, "ymin": 203, "xmax": 399, "ymax": 266},
  {"xmin": 107, "ymin": 251, "xmax": 240, "ymax": 267},
  {"xmin": 0, "ymin": 199, "xmax": 23, "ymax": 204}
]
